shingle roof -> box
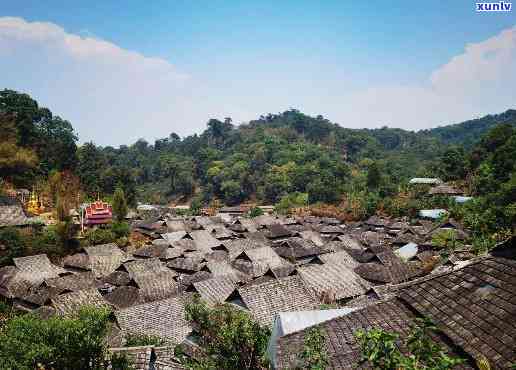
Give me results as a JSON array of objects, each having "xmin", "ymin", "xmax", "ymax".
[
  {"xmin": 274, "ymin": 298, "xmax": 466, "ymax": 369},
  {"xmin": 318, "ymin": 250, "xmax": 359, "ymax": 268},
  {"xmin": 273, "ymin": 238, "xmax": 322, "ymax": 260},
  {"xmin": 115, "ymin": 296, "xmax": 192, "ymax": 344},
  {"xmin": 298, "ymin": 260, "xmax": 371, "ymax": 301},
  {"xmin": 398, "ymin": 256, "xmax": 516, "ymax": 368},
  {"xmin": 204, "ymin": 260, "xmax": 249, "ymax": 283},
  {"xmin": 0, "ymin": 266, "xmax": 32, "ymax": 298},
  {"xmin": 161, "ymin": 231, "xmax": 189, "ymax": 244},
  {"xmin": 13, "ymin": 254, "xmax": 67, "ymax": 285},
  {"xmin": 193, "ymin": 276, "xmax": 236, "ymax": 305},
  {"xmin": 221, "ymin": 238, "xmax": 266, "ymax": 260},
  {"xmin": 123, "ymin": 258, "xmax": 173, "ymax": 279},
  {"xmin": 266, "ymin": 224, "xmax": 292, "ymax": 239},
  {"xmin": 189, "ymin": 230, "xmax": 221, "ymax": 250},
  {"xmin": 51, "ymin": 288, "xmax": 109, "ymax": 315},
  {"xmin": 0, "ymin": 204, "xmax": 31, "ymax": 227},
  {"xmin": 44, "ymin": 271, "xmax": 97, "ymax": 292},
  {"xmin": 233, "ymin": 246, "xmax": 294, "ymax": 278},
  {"xmin": 132, "ymin": 271, "xmax": 179, "ymax": 303},
  {"xmin": 167, "ymin": 257, "xmax": 206, "ymax": 273},
  {"xmin": 104, "ymin": 286, "xmax": 141, "ymax": 309},
  {"xmin": 83, "ymin": 244, "xmax": 130, "ymax": 278},
  {"xmin": 238, "ymin": 275, "xmax": 319, "ymax": 327}
]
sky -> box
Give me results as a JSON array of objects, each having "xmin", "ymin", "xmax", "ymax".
[{"xmin": 1, "ymin": 1, "xmax": 515, "ymax": 146}]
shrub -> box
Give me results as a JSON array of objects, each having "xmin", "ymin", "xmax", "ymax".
[
  {"xmin": 110, "ymin": 352, "xmax": 134, "ymax": 370},
  {"xmin": 298, "ymin": 327, "xmax": 329, "ymax": 370},
  {"xmin": 86, "ymin": 227, "xmax": 116, "ymax": 245},
  {"xmin": 125, "ymin": 333, "xmax": 166, "ymax": 347},
  {"xmin": 176, "ymin": 295, "xmax": 270, "ymax": 369},
  {"xmin": 356, "ymin": 317, "xmax": 464, "ymax": 369},
  {"xmin": 0, "ymin": 227, "xmax": 24, "ymax": 266},
  {"xmin": 0, "ymin": 306, "xmax": 112, "ymax": 369},
  {"xmin": 111, "ymin": 221, "xmax": 131, "ymax": 238},
  {"xmin": 248, "ymin": 206, "xmax": 264, "ymax": 218}
]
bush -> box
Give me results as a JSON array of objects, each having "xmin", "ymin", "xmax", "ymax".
[
  {"xmin": 86, "ymin": 227, "xmax": 116, "ymax": 245},
  {"xmin": 356, "ymin": 317, "xmax": 464, "ymax": 369},
  {"xmin": 176, "ymin": 295, "xmax": 270, "ymax": 369},
  {"xmin": 110, "ymin": 352, "xmax": 134, "ymax": 370},
  {"xmin": 125, "ymin": 333, "xmax": 166, "ymax": 347},
  {"xmin": 0, "ymin": 306, "xmax": 112, "ymax": 369},
  {"xmin": 248, "ymin": 206, "xmax": 264, "ymax": 218},
  {"xmin": 111, "ymin": 221, "xmax": 130, "ymax": 238},
  {"xmin": 298, "ymin": 327, "xmax": 329, "ymax": 370},
  {"xmin": 0, "ymin": 227, "xmax": 24, "ymax": 266}
]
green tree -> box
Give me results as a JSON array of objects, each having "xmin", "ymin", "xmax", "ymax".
[
  {"xmin": 176, "ymin": 295, "xmax": 270, "ymax": 369},
  {"xmin": 0, "ymin": 227, "xmax": 24, "ymax": 266},
  {"xmin": 367, "ymin": 162, "xmax": 381, "ymax": 189},
  {"xmin": 0, "ymin": 306, "xmax": 112, "ymax": 370},
  {"xmin": 112, "ymin": 187, "xmax": 128, "ymax": 221}
]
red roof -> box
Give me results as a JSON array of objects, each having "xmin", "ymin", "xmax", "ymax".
[{"xmin": 85, "ymin": 200, "xmax": 112, "ymax": 225}]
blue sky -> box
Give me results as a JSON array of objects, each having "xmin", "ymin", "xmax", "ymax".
[{"xmin": 1, "ymin": 1, "xmax": 515, "ymax": 145}]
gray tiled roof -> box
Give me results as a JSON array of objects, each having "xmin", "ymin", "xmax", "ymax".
[
  {"xmin": 115, "ymin": 296, "xmax": 192, "ymax": 344},
  {"xmin": 238, "ymin": 275, "xmax": 319, "ymax": 327},
  {"xmin": 398, "ymin": 256, "xmax": 516, "ymax": 368},
  {"xmin": 193, "ymin": 276, "xmax": 236, "ymax": 305},
  {"xmin": 51, "ymin": 288, "xmax": 109, "ymax": 315},
  {"xmin": 298, "ymin": 260, "xmax": 371, "ymax": 300}
]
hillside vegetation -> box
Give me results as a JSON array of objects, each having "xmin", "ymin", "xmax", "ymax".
[{"xmin": 1, "ymin": 88, "xmax": 516, "ymax": 250}]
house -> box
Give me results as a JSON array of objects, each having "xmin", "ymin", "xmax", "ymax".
[
  {"xmin": 428, "ymin": 184, "xmax": 463, "ymax": 195},
  {"xmin": 234, "ymin": 275, "xmax": 319, "ymax": 327},
  {"xmin": 115, "ymin": 296, "xmax": 192, "ymax": 344},
  {"xmin": 83, "ymin": 200, "xmax": 113, "ymax": 227},
  {"xmin": 0, "ymin": 196, "xmax": 36, "ymax": 229},
  {"xmin": 409, "ymin": 178, "xmax": 443, "ymax": 185},
  {"xmin": 274, "ymin": 253, "xmax": 516, "ymax": 369}
]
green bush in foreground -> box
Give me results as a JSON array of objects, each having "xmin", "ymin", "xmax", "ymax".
[
  {"xmin": 175, "ymin": 295, "xmax": 270, "ymax": 370},
  {"xmin": 0, "ymin": 306, "xmax": 111, "ymax": 370},
  {"xmin": 125, "ymin": 332, "xmax": 166, "ymax": 347},
  {"xmin": 356, "ymin": 318, "xmax": 464, "ymax": 369}
]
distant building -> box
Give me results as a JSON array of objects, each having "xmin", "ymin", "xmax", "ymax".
[
  {"xmin": 409, "ymin": 178, "xmax": 443, "ymax": 185},
  {"xmin": 428, "ymin": 184, "xmax": 462, "ymax": 195},
  {"xmin": 83, "ymin": 200, "xmax": 112, "ymax": 227},
  {"xmin": 418, "ymin": 209, "xmax": 447, "ymax": 219}
]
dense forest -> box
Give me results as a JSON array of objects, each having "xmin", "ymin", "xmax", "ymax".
[{"xmin": 1, "ymin": 88, "xmax": 516, "ymax": 250}]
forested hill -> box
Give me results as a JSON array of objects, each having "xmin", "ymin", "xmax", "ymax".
[
  {"xmin": 1, "ymin": 89, "xmax": 515, "ymax": 207},
  {"xmin": 424, "ymin": 109, "xmax": 516, "ymax": 147}
]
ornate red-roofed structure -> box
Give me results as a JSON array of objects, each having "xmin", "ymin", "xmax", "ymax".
[{"xmin": 84, "ymin": 200, "xmax": 112, "ymax": 226}]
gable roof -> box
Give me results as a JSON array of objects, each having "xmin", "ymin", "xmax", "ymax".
[
  {"xmin": 51, "ymin": 288, "xmax": 109, "ymax": 315},
  {"xmin": 13, "ymin": 254, "xmax": 67, "ymax": 285},
  {"xmin": 189, "ymin": 230, "xmax": 221, "ymax": 250},
  {"xmin": 193, "ymin": 276, "xmax": 236, "ymax": 305},
  {"xmin": 237, "ymin": 275, "xmax": 319, "ymax": 327},
  {"xmin": 233, "ymin": 246, "xmax": 294, "ymax": 278},
  {"xmin": 0, "ymin": 204, "xmax": 32, "ymax": 227},
  {"xmin": 274, "ymin": 298, "xmax": 466, "ymax": 369},
  {"xmin": 298, "ymin": 260, "xmax": 371, "ymax": 301},
  {"xmin": 398, "ymin": 256, "xmax": 516, "ymax": 368},
  {"xmin": 83, "ymin": 243, "xmax": 130, "ymax": 278},
  {"xmin": 103, "ymin": 285, "xmax": 141, "ymax": 309},
  {"xmin": 115, "ymin": 296, "xmax": 192, "ymax": 344},
  {"xmin": 273, "ymin": 238, "xmax": 322, "ymax": 260}
]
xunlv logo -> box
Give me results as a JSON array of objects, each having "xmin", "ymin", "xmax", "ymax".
[{"xmin": 476, "ymin": 1, "xmax": 512, "ymax": 11}]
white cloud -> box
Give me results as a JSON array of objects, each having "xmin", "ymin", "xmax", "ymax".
[
  {"xmin": 0, "ymin": 17, "xmax": 243, "ymax": 146},
  {"xmin": 331, "ymin": 25, "xmax": 516, "ymax": 130},
  {"xmin": 0, "ymin": 17, "xmax": 515, "ymax": 145}
]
